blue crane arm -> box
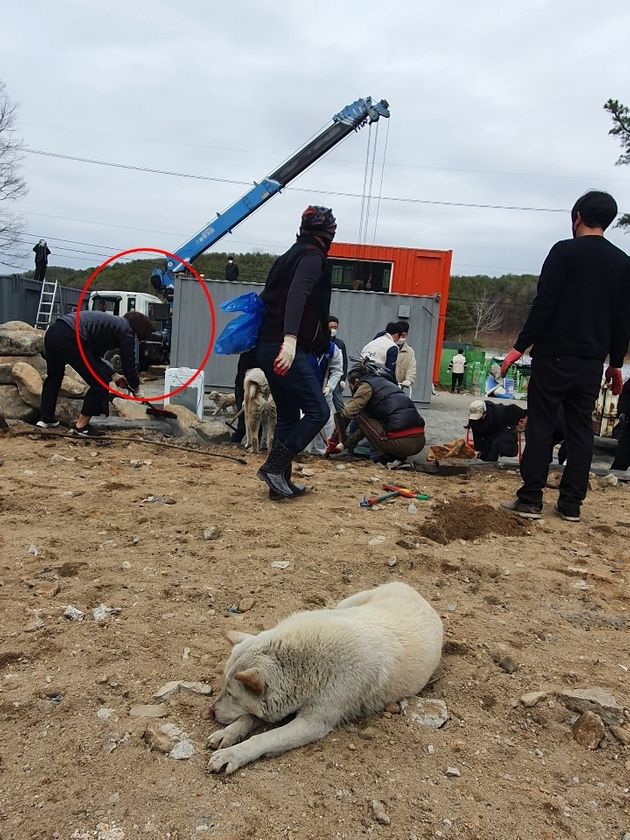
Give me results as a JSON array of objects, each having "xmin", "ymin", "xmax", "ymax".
[{"xmin": 151, "ymin": 96, "xmax": 389, "ymax": 297}]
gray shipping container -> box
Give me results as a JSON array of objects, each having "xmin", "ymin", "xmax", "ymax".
[
  {"xmin": 0, "ymin": 276, "xmax": 84, "ymax": 324},
  {"xmin": 171, "ymin": 278, "xmax": 439, "ymax": 404}
]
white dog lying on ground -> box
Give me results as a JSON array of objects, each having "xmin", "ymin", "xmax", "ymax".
[{"xmin": 207, "ymin": 581, "xmax": 443, "ymax": 774}]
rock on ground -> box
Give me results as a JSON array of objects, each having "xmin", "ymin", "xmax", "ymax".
[
  {"xmin": 12, "ymin": 361, "xmax": 44, "ymax": 408},
  {"xmin": 401, "ymin": 697, "xmax": 449, "ymax": 728},
  {"xmin": 0, "ymin": 385, "xmax": 37, "ymax": 422},
  {"xmin": 0, "ymin": 323, "xmax": 44, "ymax": 356},
  {"xmin": 555, "ymin": 687, "xmax": 624, "ymax": 726},
  {"xmin": 572, "ymin": 711, "xmax": 605, "ymax": 749}
]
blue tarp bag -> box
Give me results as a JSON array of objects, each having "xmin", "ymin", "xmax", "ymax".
[{"xmin": 214, "ymin": 292, "xmax": 264, "ymax": 355}]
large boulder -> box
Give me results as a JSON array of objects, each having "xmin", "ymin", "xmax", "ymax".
[
  {"xmin": 12, "ymin": 362, "xmax": 43, "ymax": 409},
  {"xmin": 0, "ymin": 385, "xmax": 37, "ymax": 422},
  {"xmin": 0, "ymin": 354, "xmax": 47, "ymax": 382},
  {"xmin": 55, "ymin": 397, "xmax": 83, "ymax": 425},
  {"xmin": 111, "ymin": 396, "xmax": 150, "ymax": 421},
  {"xmin": 0, "ymin": 324, "xmax": 44, "ymax": 356},
  {"xmin": 59, "ymin": 370, "xmax": 88, "ymax": 398}
]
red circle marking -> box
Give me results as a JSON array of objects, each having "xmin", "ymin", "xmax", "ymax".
[{"xmin": 75, "ymin": 247, "xmax": 215, "ymax": 403}]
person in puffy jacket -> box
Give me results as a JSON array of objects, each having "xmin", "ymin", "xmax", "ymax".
[
  {"xmin": 255, "ymin": 205, "xmax": 337, "ymax": 500},
  {"xmin": 329, "ymin": 362, "xmax": 426, "ymax": 464},
  {"xmin": 38, "ymin": 310, "xmax": 154, "ymax": 437}
]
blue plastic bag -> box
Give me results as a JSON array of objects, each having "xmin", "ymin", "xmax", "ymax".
[{"xmin": 214, "ymin": 292, "xmax": 264, "ymax": 355}]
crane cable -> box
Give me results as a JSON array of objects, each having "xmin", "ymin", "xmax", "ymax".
[
  {"xmin": 372, "ymin": 117, "xmax": 391, "ymax": 244},
  {"xmin": 357, "ymin": 123, "xmax": 373, "ymax": 244},
  {"xmin": 362, "ymin": 119, "xmax": 380, "ymax": 255}
]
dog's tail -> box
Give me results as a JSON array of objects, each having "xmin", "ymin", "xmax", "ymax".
[{"xmin": 247, "ymin": 381, "xmax": 260, "ymax": 401}]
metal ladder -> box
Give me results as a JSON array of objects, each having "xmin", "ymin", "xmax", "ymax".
[{"xmin": 34, "ymin": 279, "xmax": 60, "ymax": 330}]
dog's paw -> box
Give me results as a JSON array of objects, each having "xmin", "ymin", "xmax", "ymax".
[
  {"xmin": 207, "ymin": 729, "xmax": 237, "ymax": 750},
  {"xmin": 207, "ymin": 745, "xmax": 244, "ymax": 775}
]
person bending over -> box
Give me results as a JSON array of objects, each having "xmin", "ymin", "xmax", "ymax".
[
  {"xmin": 38, "ymin": 309, "xmax": 153, "ymax": 437},
  {"xmin": 329, "ymin": 361, "xmax": 425, "ymax": 465},
  {"xmin": 467, "ymin": 399, "xmax": 526, "ymax": 462}
]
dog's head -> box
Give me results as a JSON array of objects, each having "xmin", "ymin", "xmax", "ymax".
[{"xmin": 210, "ymin": 631, "xmax": 286, "ymax": 724}]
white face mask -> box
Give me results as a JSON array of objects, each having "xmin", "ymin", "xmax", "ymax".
[
  {"xmin": 330, "ymin": 328, "xmax": 337, "ymax": 337},
  {"xmin": 396, "ymin": 338, "xmax": 406, "ymax": 347}
]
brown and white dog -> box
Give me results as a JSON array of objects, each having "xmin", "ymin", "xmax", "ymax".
[
  {"xmin": 209, "ymin": 390, "xmax": 237, "ymax": 416},
  {"xmin": 243, "ymin": 367, "xmax": 277, "ymax": 453}
]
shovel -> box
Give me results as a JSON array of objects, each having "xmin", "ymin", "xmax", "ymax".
[{"xmin": 117, "ymin": 380, "xmax": 177, "ymax": 420}]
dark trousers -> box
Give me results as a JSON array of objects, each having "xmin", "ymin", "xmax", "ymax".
[
  {"xmin": 41, "ymin": 321, "xmax": 111, "ymax": 419},
  {"xmin": 451, "ymin": 372, "xmax": 464, "ymax": 392},
  {"xmin": 257, "ymin": 341, "xmax": 329, "ymax": 454},
  {"xmin": 611, "ymin": 421, "xmax": 630, "ymax": 470},
  {"xmin": 517, "ymin": 356, "xmax": 601, "ymax": 511},
  {"xmin": 332, "ymin": 382, "xmax": 345, "ymax": 413},
  {"xmin": 34, "ymin": 262, "xmax": 47, "ymax": 283}
]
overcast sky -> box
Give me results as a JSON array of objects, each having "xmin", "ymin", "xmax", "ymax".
[{"xmin": 2, "ymin": 0, "xmax": 630, "ymax": 279}]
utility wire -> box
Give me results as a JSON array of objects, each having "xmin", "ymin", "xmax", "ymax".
[{"xmin": 23, "ymin": 147, "xmax": 579, "ymax": 214}]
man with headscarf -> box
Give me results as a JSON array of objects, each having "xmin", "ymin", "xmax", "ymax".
[
  {"xmin": 256, "ymin": 206, "xmax": 337, "ymax": 499},
  {"xmin": 33, "ymin": 239, "xmax": 51, "ymax": 283}
]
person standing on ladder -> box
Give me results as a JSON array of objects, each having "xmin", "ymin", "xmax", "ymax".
[{"xmin": 33, "ymin": 239, "xmax": 51, "ymax": 283}]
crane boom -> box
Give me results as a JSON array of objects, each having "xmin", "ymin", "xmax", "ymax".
[{"xmin": 151, "ymin": 96, "xmax": 389, "ymax": 298}]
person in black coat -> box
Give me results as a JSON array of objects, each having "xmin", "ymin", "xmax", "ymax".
[
  {"xmin": 33, "ymin": 239, "xmax": 51, "ymax": 283},
  {"xmin": 468, "ymin": 400, "xmax": 526, "ymax": 462},
  {"xmin": 38, "ymin": 310, "xmax": 154, "ymax": 437},
  {"xmin": 225, "ymin": 257, "xmax": 239, "ymax": 282},
  {"xmin": 611, "ymin": 378, "xmax": 630, "ymax": 471},
  {"xmin": 255, "ymin": 206, "xmax": 337, "ymax": 499}
]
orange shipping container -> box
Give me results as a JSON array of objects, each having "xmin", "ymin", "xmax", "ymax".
[{"xmin": 327, "ymin": 242, "xmax": 452, "ymax": 383}]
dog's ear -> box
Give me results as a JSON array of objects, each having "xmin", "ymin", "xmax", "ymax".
[
  {"xmin": 234, "ymin": 669, "xmax": 264, "ymax": 694},
  {"xmin": 224, "ymin": 630, "xmax": 254, "ymax": 646}
]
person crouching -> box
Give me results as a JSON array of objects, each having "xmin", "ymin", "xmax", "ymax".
[{"xmin": 329, "ymin": 362, "xmax": 426, "ymax": 465}]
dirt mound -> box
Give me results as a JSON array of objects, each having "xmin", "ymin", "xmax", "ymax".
[{"xmin": 418, "ymin": 499, "xmax": 526, "ymax": 543}]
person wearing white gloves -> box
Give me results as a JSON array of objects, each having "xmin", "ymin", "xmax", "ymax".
[
  {"xmin": 256, "ymin": 206, "xmax": 337, "ymax": 499},
  {"xmin": 304, "ymin": 341, "xmax": 343, "ymax": 455}
]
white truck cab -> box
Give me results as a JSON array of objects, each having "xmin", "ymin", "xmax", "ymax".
[{"xmin": 88, "ymin": 290, "xmax": 162, "ymax": 316}]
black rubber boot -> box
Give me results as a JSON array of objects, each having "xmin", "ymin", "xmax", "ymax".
[
  {"xmin": 269, "ymin": 462, "xmax": 306, "ymax": 500},
  {"xmin": 257, "ymin": 440, "xmax": 295, "ymax": 499}
]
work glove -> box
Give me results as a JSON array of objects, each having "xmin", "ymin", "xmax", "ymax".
[
  {"xmin": 500, "ymin": 348, "xmax": 522, "ymax": 377},
  {"xmin": 324, "ymin": 431, "xmax": 343, "ymax": 456},
  {"xmin": 322, "ymin": 385, "xmax": 330, "ymax": 396},
  {"xmin": 113, "ymin": 375, "xmax": 129, "ymax": 391},
  {"xmin": 605, "ymin": 365, "xmax": 623, "ymax": 396},
  {"xmin": 273, "ymin": 335, "xmax": 297, "ymax": 376},
  {"xmin": 401, "ymin": 380, "xmax": 411, "ymax": 388},
  {"xmin": 133, "ymin": 388, "xmax": 145, "ymax": 399},
  {"xmin": 339, "ymin": 380, "xmax": 346, "ymax": 390}
]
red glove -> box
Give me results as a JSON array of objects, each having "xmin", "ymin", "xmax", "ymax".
[
  {"xmin": 113, "ymin": 375, "xmax": 129, "ymax": 391},
  {"xmin": 605, "ymin": 365, "xmax": 623, "ymax": 396},
  {"xmin": 325, "ymin": 433, "xmax": 343, "ymax": 456},
  {"xmin": 500, "ymin": 349, "xmax": 522, "ymax": 378}
]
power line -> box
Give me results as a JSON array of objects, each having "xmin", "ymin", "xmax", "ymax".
[
  {"xmin": 23, "ymin": 120, "xmax": 630, "ymax": 183},
  {"xmin": 24, "ymin": 146, "xmax": 577, "ymax": 214}
]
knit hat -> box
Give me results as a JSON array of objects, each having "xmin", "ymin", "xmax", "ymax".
[{"xmin": 300, "ymin": 206, "xmax": 337, "ymax": 240}]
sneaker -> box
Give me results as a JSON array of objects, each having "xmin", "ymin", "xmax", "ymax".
[
  {"xmin": 499, "ymin": 499, "xmax": 543, "ymax": 519},
  {"xmin": 72, "ymin": 424, "xmax": 106, "ymax": 438},
  {"xmin": 553, "ymin": 505, "xmax": 580, "ymax": 523},
  {"xmin": 36, "ymin": 418, "xmax": 60, "ymax": 428}
]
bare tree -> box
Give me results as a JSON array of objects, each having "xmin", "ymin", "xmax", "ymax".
[
  {"xmin": 466, "ymin": 287, "xmax": 504, "ymax": 340},
  {"xmin": 0, "ymin": 81, "xmax": 27, "ymax": 266}
]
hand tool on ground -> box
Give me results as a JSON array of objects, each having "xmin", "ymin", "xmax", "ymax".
[
  {"xmin": 359, "ymin": 489, "xmax": 401, "ymax": 508},
  {"xmin": 382, "ymin": 482, "xmax": 430, "ymax": 501},
  {"xmin": 118, "ymin": 382, "xmax": 177, "ymax": 420}
]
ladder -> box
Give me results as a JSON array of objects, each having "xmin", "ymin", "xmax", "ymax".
[{"xmin": 34, "ymin": 279, "xmax": 60, "ymax": 330}]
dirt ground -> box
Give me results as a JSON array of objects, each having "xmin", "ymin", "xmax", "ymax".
[{"xmin": 0, "ymin": 430, "xmax": 629, "ymax": 840}]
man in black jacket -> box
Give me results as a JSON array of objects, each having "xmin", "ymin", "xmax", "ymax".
[
  {"xmin": 33, "ymin": 239, "xmax": 51, "ymax": 283},
  {"xmin": 500, "ymin": 190, "xmax": 630, "ymax": 521},
  {"xmin": 255, "ymin": 206, "xmax": 337, "ymax": 499},
  {"xmin": 468, "ymin": 400, "xmax": 525, "ymax": 462},
  {"xmin": 610, "ymin": 377, "xmax": 630, "ymax": 471},
  {"xmin": 329, "ymin": 363, "xmax": 425, "ymax": 463},
  {"xmin": 225, "ymin": 257, "xmax": 239, "ymax": 282},
  {"xmin": 38, "ymin": 310, "xmax": 154, "ymax": 437}
]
